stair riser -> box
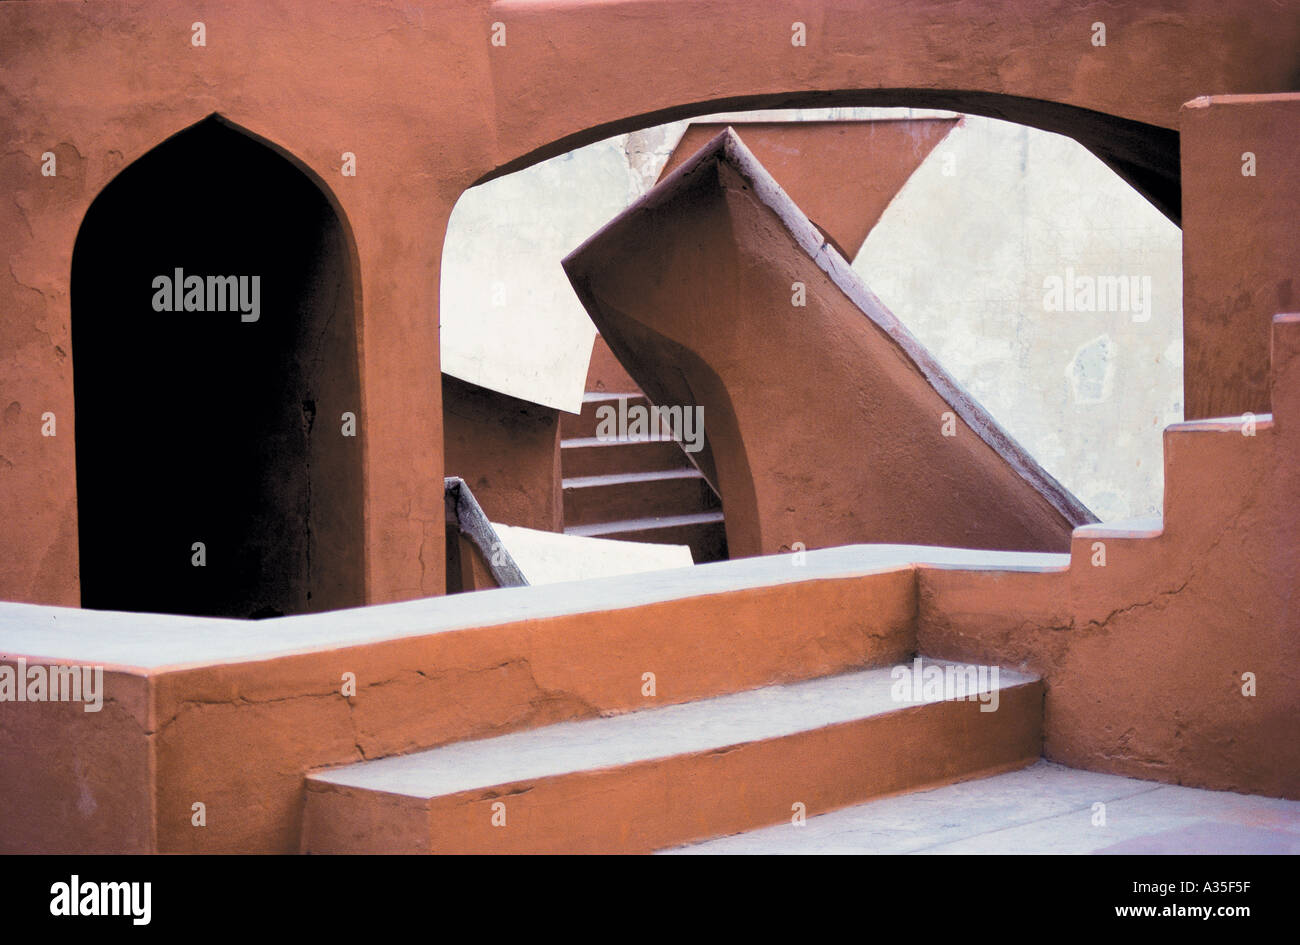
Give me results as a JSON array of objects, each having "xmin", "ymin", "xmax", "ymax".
[
  {"xmin": 563, "ymin": 476, "xmax": 719, "ymax": 527},
  {"xmin": 562, "ymin": 396, "xmax": 651, "ymax": 439},
  {"xmin": 587, "ymin": 518, "xmax": 727, "ymax": 563},
  {"xmin": 301, "ymin": 681, "xmax": 1043, "ymax": 853},
  {"xmin": 562, "ymin": 439, "xmax": 693, "ymax": 477}
]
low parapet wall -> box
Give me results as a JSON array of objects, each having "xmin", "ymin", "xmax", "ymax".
[
  {"xmin": 919, "ymin": 315, "xmax": 1300, "ymax": 799},
  {"xmin": 2, "ymin": 544, "xmax": 955, "ymax": 852}
]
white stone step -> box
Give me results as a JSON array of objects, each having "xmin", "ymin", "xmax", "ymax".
[
  {"xmin": 301, "ymin": 658, "xmax": 1042, "ymax": 853},
  {"xmin": 662, "ymin": 760, "xmax": 1300, "ymax": 855}
]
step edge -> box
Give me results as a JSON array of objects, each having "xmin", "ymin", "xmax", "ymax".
[
  {"xmin": 563, "ymin": 468, "xmax": 705, "ymax": 489},
  {"xmin": 565, "ymin": 510, "xmax": 725, "ymax": 534},
  {"xmin": 305, "ymin": 664, "xmax": 1041, "ymax": 799}
]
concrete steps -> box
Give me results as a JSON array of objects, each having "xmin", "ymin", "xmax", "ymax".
[
  {"xmin": 560, "ymin": 436, "xmax": 691, "ymax": 477},
  {"xmin": 301, "ymin": 659, "xmax": 1042, "ymax": 853},
  {"xmin": 662, "ymin": 760, "xmax": 1300, "ymax": 855},
  {"xmin": 562, "ymin": 468, "xmax": 719, "ymax": 527},
  {"xmin": 560, "ymin": 390, "xmax": 727, "ymax": 562},
  {"xmin": 561, "ymin": 392, "xmax": 657, "ymax": 440}
]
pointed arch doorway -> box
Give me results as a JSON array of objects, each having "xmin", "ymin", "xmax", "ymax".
[{"xmin": 71, "ymin": 116, "xmax": 364, "ymax": 618}]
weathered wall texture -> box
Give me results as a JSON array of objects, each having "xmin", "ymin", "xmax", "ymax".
[
  {"xmin": 0, "ymin": 668, "xmax": 155, "ymax": 853},
  {"xmin": 2, "ymin": 0, "xmax": 1297, "ymax": 611},
  {"xmin": 442, "ymin": 373, "xmax": 562, "ymax": 532},
  {"xmin": 584, "ymin": 335, "xmax": 640, "ymax": 394},
  {"xmin": 0, "ymin": 563, "xmax": 917, "ymax": 852},
  {"xmin": 440, "ymin": 141, "xmax": 629, "ymax": 413},
  {"xmin": 1182, "ymin": 94, "xmax": 1300, "ymax": 422},
  {"xmin": 919, "ymin": 315, "xmax": 1300, "ymax": 799},
  {"xmin": 1, "ymin": 1, "xmax": 497, "ymax": 609},
  {"xmin": 854, "ymin": 114, "xmax": 1184, "ymax": 522}
]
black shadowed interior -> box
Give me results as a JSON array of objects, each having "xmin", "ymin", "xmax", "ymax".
[{"xmin": 71, "ymin": 117, "xmax": 364, "ymax": 618}]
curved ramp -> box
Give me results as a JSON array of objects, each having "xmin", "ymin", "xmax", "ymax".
[{"xmin": 564, "ymin": 128, "xmax": 1095, "ymax": 557}]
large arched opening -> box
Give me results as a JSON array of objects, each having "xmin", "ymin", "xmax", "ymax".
[
  {"xmin": 71, "ymin": 115, "xmax": 364, "ymax": 618},
  {"xmin": 474, "ymin": 91, "xmax": 1181, "ymax": 224},
  {"xmin": 440, "ymin": 100, "xmax": 1182, "ymax": 573}
]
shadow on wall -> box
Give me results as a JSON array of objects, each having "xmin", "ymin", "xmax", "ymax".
[{"xmin": 71, "ymin": 116, "xmax": 364, "ymax": 619}]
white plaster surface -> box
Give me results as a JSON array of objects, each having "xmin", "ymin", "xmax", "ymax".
[
  {"xmin": 852, "ymin": 114, "xmax": 1182, "ymax": 522},
  {"xmin": 0, "ymin": 544, "xmax": 1066, "ymax": 669},
  {"xmin": 1074, "ymin": 517, "xmax": 1164, "ymax": 540},
  {"xmin": 664, "ymin": 761, "xmax": 1300, "ymax": 854},
  {"xmin": 440, "ymin": 142, "xmax": 616, "ymax": 412},
  {"xmin": 491, "ymin": 522, "xmax": 694, "ymax": 584},
  {"xmin": 307, "ymin": 660, "xmax": 1037, "ymax": 798}
]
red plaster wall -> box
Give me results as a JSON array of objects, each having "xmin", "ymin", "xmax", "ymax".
[
  {"xmin": 0, "ymin": 665, "xmax": 154, "ymax": 853},
  {"xmin": 443, "ymin": 373, "xmax": 562, "ymax": 533},
  {"xmin": 138, "ymin": 566, "xmax": 913, "ymax": 852},
  {"xmin": 584, "ymin": 335, "xmax": 640, "ymax": 394},
  {"xmin": 1, "ymin": 0, "xmax": 1297, "ymax": 610},
  {"xmin": 1182, "ymin": 94, "xmax": 1300, "ymax": 420}
]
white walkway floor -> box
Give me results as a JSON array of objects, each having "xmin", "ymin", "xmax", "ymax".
[{"xmin": 663, "ymin": 761, "xmax": 1300, "ymax": 854}]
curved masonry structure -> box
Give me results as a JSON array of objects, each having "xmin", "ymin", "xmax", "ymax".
[
  {"xmin": 0, "ymin": 1, "xmax": 1297, "ymax": 852},
  {"xmin": 565, "ymin": 128, "xmax": 1096, "ymax": 557},
  {"xmin": 3, "ymin": 0, "xmax": 1298, "ymax": 606}
]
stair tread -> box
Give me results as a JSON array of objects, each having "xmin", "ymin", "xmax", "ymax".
[
  {"xmin": 658, "ymin": 759, "xmax": 1300, "ymax": 855},
  {"xmin": 561, "ymin": 435, "xmax": 684, "ymax": 449},
  {"xmin": 308, "ymin": 660, "xmax": 1038, "ymax": 800},
  {"xmin": 565, "ymin": 510, "xmax": 724, "ymax": 534},
  {"xmin": 563, "ymin": 468, "xmax": 704, "ymax": 489},
  {"xmin": 581, "ymin": 391, "xmax": 644, "ymax": 403}
]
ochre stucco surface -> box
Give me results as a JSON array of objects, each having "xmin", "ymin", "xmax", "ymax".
[
  {"xmin": 3, "ymin": 0, "xmax": 1298, "ymax": 606},
  {"xmin": 1182, "ymin": 94, "xmax": 1300, "ymax": 420},
  {"xmin": 566, "ymin": 130, "xmax": 1095, "ymax": 557},
  {"xmin": 0, "ymin": 0, "xmax": 1297, "ymax": 852},
  {"xmin": 443, "ymin": 373, "xmax": 562, "ymax": 533}
]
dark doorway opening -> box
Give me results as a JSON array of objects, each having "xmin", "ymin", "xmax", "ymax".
[{"xmin": 71, "ymin": 116, "xmax": 364, "ymax": 618}]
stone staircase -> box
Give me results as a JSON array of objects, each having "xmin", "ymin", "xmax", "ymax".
[
  {"xmin": 561, "ymin": 384, "xmax": 728, "ymax": 563},
  {"xmin": 301, "ymin": 655, "xmax": 1042, "ymax": 853}
]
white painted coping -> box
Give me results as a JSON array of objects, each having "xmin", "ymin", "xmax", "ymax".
[{"xmin": 0, "ymin": 545, "xmax": 1067, "ymax": 670}]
